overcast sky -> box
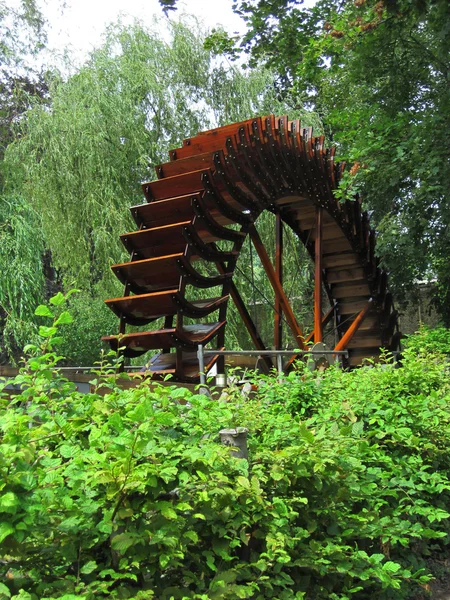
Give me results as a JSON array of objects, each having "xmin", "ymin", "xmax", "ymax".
[{"xmin": 42, "ymin": 0, "xmax": 246, "ymax": 67}]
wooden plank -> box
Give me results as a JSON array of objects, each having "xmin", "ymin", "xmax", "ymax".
[
  {"xmin": 0, "ymin": 366, "xmax": 19, "ymax": 377},
  {"xmin": 142, "ymin": 169, "xmax": 207, "ymax": 202},
  {"xmin": 156, "ymin": 152, "xmax": 213, "ymax": 179},
  {"xmin": 322, "ymin": 238, "xmax": 352, "ymax": 254},
  {"xmin": 275, "ymin": 195, "xmax": 310, "ymax": 208},
  {"xmin": 106, "ymin": 291, "xmax": 229, "ymax": 325},
  {"xmin": 338, "ymin": 298, "xmax": 373, "ymax": 315},
  {"xmin": 323, "ymin": 252, "xmax": 360, "ymax": 269},
  {"xmin": 183, "ymin": 118, "xmax": 256, "ymax": 148},
  {"xmin": 131, "ymin": 193, "xmax": 197, "ymax": 228},
  {"xmin": 148, "ymin": 349, "xmax": 222, "ymax": 381},
  {"xmin": 121, "ymin": 221, "xmax": 191, "ymax": 258},
  {"xmin": 326, "ymin": 267, "xmax": 365, "ymax": 283},
  {"xmin": 103, "ymin": 321, "xmax": 226, "ymax": 354},
  {"xmin": 93, "ymin": 378, "xmax": 198, "ymax": 395},
  {"xmin": 331, "ymin": 282, "xmax": 371, "ymax": 298},
  {"xmin": 169, "ymin": 118, "xmax": 257, "ymax": 161},
  {"xmin": 106, "ymin": 289, "xmax": 181, "ymax": 324},
  {"xmin": 308, "ymin": 224, "xmax": 345, "ymax": 242},
  {"xmin": 111, "ymin": 254, "xmax": 183, "ymax": 293},
  {"xmin": 348, "ymin": 351, "xmax": 381, "ymax": 367},
  {"xmin": 347, "ymin": 336, "xmax": 382, "ymax": 349}
]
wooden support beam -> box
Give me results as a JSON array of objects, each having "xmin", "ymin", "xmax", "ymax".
[
  {"xmin": 216, "ymin": 261, "xmax": 272, "ymax": 372},
  {"xmin": 334, "ymin": 299, "xmax": 373, "ymax": 352},
  {"xmin": 314, "ymin": 205, "xmax": 323, "ymax": 343},
  {"xmin": 274, "ymin": 212, "xmax": 283, "ymax": 349},
  {"xmin": 249, "ymin": 224, "xmax": 306, "ymax": 350},
  {"xmin": 305, "ymin": 303, "xmax": 336, "ymax": 345}
]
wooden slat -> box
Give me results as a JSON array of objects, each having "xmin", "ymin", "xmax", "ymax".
[
  {"xmin": 348, "ymin": 351, "xmax": 381, "ymax": 367},
  {"xmin": 142, "ymin": 169, "xmax": 207, "ymax": 202},
  {"xmin": 130, "ymin": 193, "xmax": 235, "ymax": 229},
  {"xmin": 106, "ymin": 289, "xmax": 180, "ymax": 324},
  {"xmin": 323, "ymin": 252, "xmax": 360, "ymax": 269},
  {"xmin": 322, "ymin": 238, "xmax": 352, "ymax": 254},
  {"xmin": 347, "ymin": 336, "xmax": 382, "ymax": 349},
  {"xmin": 326, "ymin": 267, "xmax": 366, "ymax": 283},
  {"xmin": 121, "ymin": 221, "xmax": 190, "ymax": 258},
  {"xmin": 332, "ymin": 282, "xmax": 371, "ymax": 298},
  {"xmin": 308, "ymin": 224, "xmax": 346, "ymax": 242},
  {"xmin": 275, "ymin": 195, "xmax": 310, "ymax": 208},
  {"xmin": 111, "ymin": 254, "xmax": 182, "ymax": 293},
  {"xmin": 103, "ymin": 321, "xmax": 226, "ymax": 355},
  {"xmin": 338, "ymin": 298, "xmax": 373, "ymax": 315},
  {"xmin": 156, "ymin": 152, "xmax": 213, "ymax": 179},
  {"xmin": 170, "ymin": 118, "xmax": 256, "ymax": 161},
  {"xmin": 131, "ymin": 193, "xmax": 197, "ymax": 228},
  {"xmin": 106, "ymin": 292, "xmax": 228, "ymax": 325}
]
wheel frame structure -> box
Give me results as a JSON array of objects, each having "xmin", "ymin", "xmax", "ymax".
[{"xmin": 103, "ymin": 115, "xmax": 401, "ymax": 381}]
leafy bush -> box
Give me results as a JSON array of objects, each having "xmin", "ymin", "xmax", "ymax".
[
  {"xmin": 1, "ymin": 305, "xmax": 450, "ymax": 599},
  {"xmin": 404, "ymin": 325, "xmax": 450, "ymax": 356}
]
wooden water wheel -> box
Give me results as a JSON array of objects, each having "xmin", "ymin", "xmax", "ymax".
[{"xmin": 103, "ymin": 115, "xmax": 401, "ymax": 381}]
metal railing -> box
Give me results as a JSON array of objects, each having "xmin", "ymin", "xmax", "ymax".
[{"xmin": 197, "ymin": 345, "xmax": 349, "ymax": 385}]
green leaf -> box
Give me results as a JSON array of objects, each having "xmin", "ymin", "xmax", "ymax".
[
  {"xmin": 159, "ymin": 554, "xmax": 170, "ymax": 568},
  {"xmin": 38, "ymin": 325, "xmax": 58, "ymax": 338},
  {"xmin": 54, "ymin": 311, "xmax": 73, "ymax": 326},
  {"xmin": 0, "ymin": 492, "xmax": 19, "ymax": 514},
  {"xmin": 0, "ymin": 522, "xmax": 14, "ymax": 543},
  {"xmin": 80, "ymin": 560, "xmax": 98, "ymax": 574},
  {"xmin": 111, "ymin": 532, "xmax": 136, "ymax": 552},
  {"xmin": 0, "ymin": 582, "xmax": 11, "ymax": 598},
  {"xmin": 49, "ymin": 292, "xmax": 65, "ymax": 306},
  {"xmin": 11, "ymin": 592, "xmax": 32, "ymax": 600},
  {"xmin": 383, "ymin": 561, "xmax": 401, "ymax": 573},
  {"xmin": 352, "ymin": 420, "xmax": 364, "ymax": 436},
  {"xmin": 161, "ymin": 506, "xmax": 178, "ymax": 520},
  {"xmin": 237, "ymin": 476, "xmax": 250, "ymax": 490},
  {"xmin": 298, "ymin": 423, "xmax": 315, "ymax": 444},
  {"xmin": 34, "ymin": 305, "xmax": 54, "ymax": 318},
  {"xmin": 184, "ymin": 530, "xmax": 199, "ymax": 543}
]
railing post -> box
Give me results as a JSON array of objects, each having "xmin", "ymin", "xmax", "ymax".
[{"xmin": 197, "ymin": 344, "xmax": 206, "ymax": 386}]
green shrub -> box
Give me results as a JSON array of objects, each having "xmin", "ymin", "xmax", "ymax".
[
  {"xmin": 1, "ymin": 304, "xmax": 450, "ymax": 599},
  {"xmin": 404, "ymin": 325, "xmax": 450, "ymax": 356}
]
